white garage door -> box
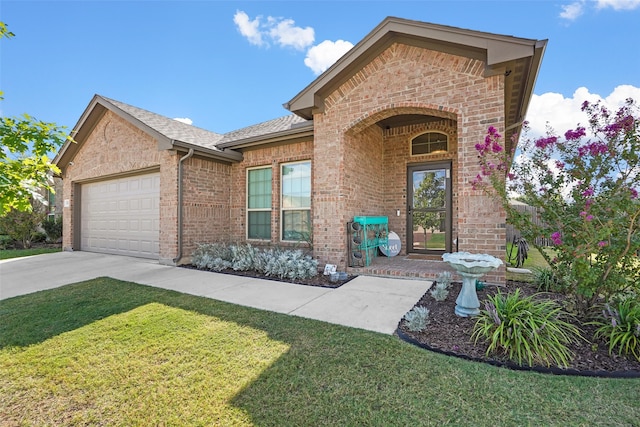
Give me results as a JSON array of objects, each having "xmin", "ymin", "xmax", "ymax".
[{"xmin": 81, "ymin": 173, "xmax": 160, "ymax": 259}]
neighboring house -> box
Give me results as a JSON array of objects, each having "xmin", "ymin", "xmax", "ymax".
[{"xmin": 54, "ymin": 17, "xmax": 547, "ymax": 283}]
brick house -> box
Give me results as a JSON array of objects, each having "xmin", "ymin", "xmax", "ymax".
[{"xmin": 54, "ymin": 17, "xmax": 546, "ymax": 282}]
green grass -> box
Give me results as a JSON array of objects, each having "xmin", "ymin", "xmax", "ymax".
[
  {"xmin": 0, "ymin": 247, "xmax": 61, "ymax": 260},
  {"xmin": 1, "ymin": 278, "xmax": 639, "ymax": 426},
  {"xmin": 506, "ymin": 243, "xmax": 553, "ymax": 282}
]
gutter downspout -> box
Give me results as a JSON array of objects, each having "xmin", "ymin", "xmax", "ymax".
[{"xmin": 173, "ymin": 148, "xmax": 194, "ymax": 264}]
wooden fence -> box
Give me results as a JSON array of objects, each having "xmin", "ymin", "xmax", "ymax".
[{"xmin": 506, "ymin": 203, "xmax": 551, "ymax": 247}]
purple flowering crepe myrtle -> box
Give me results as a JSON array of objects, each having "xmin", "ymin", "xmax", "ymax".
[{"xmin": 473, "ymin": 98, "xmax": 640, "ymax": 312}]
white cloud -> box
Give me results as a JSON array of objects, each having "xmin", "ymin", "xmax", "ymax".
[
  {"xmin": 269, "ymin": 18, "xmax": 314, "ymax": 51},
  {"xmin": 234, "ymin": 11, "xmax": 314, "ymax": 50},
  {"xmin": 561, "ymin": 0, "xmax": 640, "ymax": 20},
  {"xmin": 233, "ymin": 11, "xmax": 264, "ymax": 46},
  {"xmin": 173, "ymin": 117, "xmax": 193, "ymax": 125},
  {"xmin": 304, "ymin": 39, "xmax": 354, "ymax": 75},
  {"xmin": 233, "ymin": 11, "xmax": 353, "ymax": 75},
  {"xmin": 525, "ymin": 85, "xmax": 640, "ymax": 139},
  {"xmin": 560, "ymin": 1, "xmax": 585, "ymax": 20},
  {"xmin": 596, "ymin": 0, "xmax": 640, "ymax": 10}
]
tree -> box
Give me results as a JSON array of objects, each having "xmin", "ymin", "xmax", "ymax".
[
  {"xmin": 0, "ymin": 197, "xmax": 47, "ymax": 248},
  {"xmin": 413, "ymin": 171, "xmax": 446, "ymax": 246},
  {"xmin": 0, "ymin": 22, "xmax": 70, "ymax": 215},
  {"xmin": 474, "ymin": 99, "xmax": 640, "ymax": 313}
]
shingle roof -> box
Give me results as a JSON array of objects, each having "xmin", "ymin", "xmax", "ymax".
[
  {"xmin": 102, "ymin": 96, "xmax": 311, "ymax": 150},
  {"xmin": 101, "ymin": 96, "xmax": 224, "ymax": 150},
  {"xmin": 217, "ymin": 114, "xmax": 311, "ymax": 146}
]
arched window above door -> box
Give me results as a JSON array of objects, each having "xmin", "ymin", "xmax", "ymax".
[{"xmin": 411, "ymin": 132, "xmax": 448, "ymax": 156}]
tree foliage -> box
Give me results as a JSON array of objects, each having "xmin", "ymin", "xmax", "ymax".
[
  {"xmin": 474, "ymin": 99, "xmax": 639, "ymax": 313},
  {"xmin": 412, "ymin": 170, "xmax": 446, "ymax": 238},
  {"xmin": 0, "ymin": 22, "xmax": 70, "ymax": 215}
]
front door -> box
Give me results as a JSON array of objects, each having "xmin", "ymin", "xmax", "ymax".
[{"xmin": 407, "ymin": 162, "xmax": 452, "ymax": 253}]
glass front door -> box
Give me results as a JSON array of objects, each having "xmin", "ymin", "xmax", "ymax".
[{"xmin": 407, "ymin": 162, "xmax": 452, "ymax": 253}]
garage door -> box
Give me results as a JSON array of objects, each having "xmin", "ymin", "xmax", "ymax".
[{"xmin": 81, "ymin": 173, "xmax": 160, "ymax": 259}]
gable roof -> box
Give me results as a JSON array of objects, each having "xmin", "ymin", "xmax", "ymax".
[
  {"xmin": 284, "ymin": 16, "xmax": 547, "ymax": 135},
  {"xmin": 54, "ymin": 95, "xmax": 243, "ymax": 172}
]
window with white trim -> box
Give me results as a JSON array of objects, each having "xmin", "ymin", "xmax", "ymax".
[
  {"xmin": 411, "ymin": 132, "xmax": 448, "ymax": 155},
  {"xmin": 247, "ymin": 167, "xmax": 272, "ymax": 240},
  {"xmin": 281, "ymin": 161, "xmax": 311, "ymax": 241}
]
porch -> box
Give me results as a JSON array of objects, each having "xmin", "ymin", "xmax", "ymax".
[{"xmin": 347, "ymin": 253, "xmax": 457, "ymax": 281}]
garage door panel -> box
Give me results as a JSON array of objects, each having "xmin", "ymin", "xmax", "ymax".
[{"xmin": 81, "ymin": 173, "xmax": 160, "ymax": 259}]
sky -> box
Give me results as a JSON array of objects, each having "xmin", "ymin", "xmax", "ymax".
[{"xmin": 1, "ymin": 0, "xmax": 639, "ymax": 141}]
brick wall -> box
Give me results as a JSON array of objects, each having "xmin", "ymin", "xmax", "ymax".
[
  {"xmin": 60, "ymin": 110, "xmax": 179, "ymax": 263},
  {"xmin": 181, "ymin": 156, "xmax": 232, "ymax": 261},
  {"xmin": 229, "ymin": 140, "xmax": 314, "ymax": 245},
  {"xmin": 312, "ymin": 42, "xmax": 506, "ymax": 281}
]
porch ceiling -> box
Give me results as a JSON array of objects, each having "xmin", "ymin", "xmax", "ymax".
[{"xmin": 376, "ymin": 114, "xmax": 443, "ymax": 130}]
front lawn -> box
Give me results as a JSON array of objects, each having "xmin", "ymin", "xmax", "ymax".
[
  {"xmin": 1, "ymin": 278, "xmax": 638, "ymax": 425},
  {"xmin": 0, "ymin": 247, "xmax": 61, "ymax": 260}
]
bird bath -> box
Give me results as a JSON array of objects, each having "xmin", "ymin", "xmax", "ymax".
[{"xmin": 442, "ymin": 252, "xmax": 503, "ymax": 317}]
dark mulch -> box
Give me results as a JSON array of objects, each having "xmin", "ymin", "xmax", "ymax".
[
  {"xmin": 181, "ymin": 265, "xmax": 356, "ymax": 288},
  {"xmin": 398, "ymin": 280, "xmax": 640, "ymax": 376}
]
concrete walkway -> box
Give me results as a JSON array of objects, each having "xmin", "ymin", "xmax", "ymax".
[{"xmin": 0, "ymin": 251, "xmax": 432, "ymax": 334}]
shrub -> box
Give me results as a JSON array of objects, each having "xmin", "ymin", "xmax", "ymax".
[
  {"xmin": 0, "ymin": 234, "xmax": 12, "ymax": 249},
  {"xmin": 191, "ymin": 242, "xmax": 233, "ymax": 271},
  {"xmin": 41, "ymin": 215, "xmax": 63, "ymax": 242},
  {"xmin": 403, "ymin": 306, "xmax": 430, "ymax": 332},
  {"xmin": 471, "ymin": 289, "xmax": 582, "ymax": 367},
  {"xmin": 191, "ymin": 242, "xmax": 319, "ymax": 281},
  {"xmin": 430, "ymin": 282, "xmax": 450, "ymax": 302},
  {"xmin": 0, "ymin": 199, "xmax": 46, "ymax": 248},
  {"xmin": 262, "ymin": 247, "xmax": 318, "ymax": 280},
  {"xmin": 230, "ymin": 243, "xmax": 260, "ymax": 271},
  {"xmin": 591, "ymin": 297, "xmax": 640, "ymax": 361},
  {"xmin": 474, "ymin": 99, "xmax": 640, "ymax": 313},
  {"xmin": 531, "ymin": 266, "xmax": 563, "ymax": 293},
  {"xmin": 31, "ymin": 231, "xmax": 47, "ymax": 243}
]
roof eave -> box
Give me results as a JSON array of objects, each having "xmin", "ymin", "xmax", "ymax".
[
  {"xmin": 217, "ymin": 123, "xmax": 314, "ymax": 150},
  {"xmin": 285, "ymin": 16, "xmax": 546, "ymax": 118},
  {"xmin": 172, "ymin": 140, "xmax": 243, "ymax": 163}
]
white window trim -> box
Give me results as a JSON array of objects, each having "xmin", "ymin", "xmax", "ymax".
[
  {"xmin": 246, "ymin": 166, "xmax": 272, "ymax": 241},
  {"xmin": 280, "ymin": 160, "xmax": 311, "ymax": 242},
  {"xmin": 410, "ymin": 131, "xmax": 449, "ymax": 156}
]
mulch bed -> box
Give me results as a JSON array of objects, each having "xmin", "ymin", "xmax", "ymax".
[
  {"xmin": 181, "ymin": 264, "xmax": 356, "ymax": 288},
  {"xmin": 398, "ymin": 280, "xmax": 640, "ymax": 377}
]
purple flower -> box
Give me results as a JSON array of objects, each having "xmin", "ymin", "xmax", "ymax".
[
  {"xmin": 550, "ymin": 231, "xmax": 562, "ymax": 246},
  {"xmin": 631, "ymin": 188, "xmax": 638, "ymax": 199},
  {"xmin": 586, "ymin": 215, "xmax": 594, "ymax": 222},
  {"xmin": 564, "ymin": 127, "xmax": 586, "ymax": 141},
  {"xmin": 507, "ymin": 172, "xmax": 516, "ymax": 180},
  {"xmin": 535, "ymin": 136, "xmax": 557, "ymax": 150},
  {"xmin": 555, "ymin": 160, "xmax": 565, "ymax": 170},
  {"xmin": 580, "ymin": 211, "xmax": 587, "ymax": 217},
  {"xmin": 491, "ymin": 142, "xmax": 503, "ymax": 153},
  {"xmin": 579, "ymin": 141, "xmax": 609, "ymax": 157},
  {"xmin": 582, "ymin": 187, "xmax": 595, "ymax": 198},
  {"xmin": 598, "ymin": 241, "xmax": 608, "ymax": 247}
]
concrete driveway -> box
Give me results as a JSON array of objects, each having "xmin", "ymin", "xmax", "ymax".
[{"xmin": 0, "ymin": 251, "xmax": 432, "ymax": 334}]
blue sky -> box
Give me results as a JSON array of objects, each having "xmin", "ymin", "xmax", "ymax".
[{"xmin": 1, "ymin": 0, "xmax": 639, "ymax": 138}]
